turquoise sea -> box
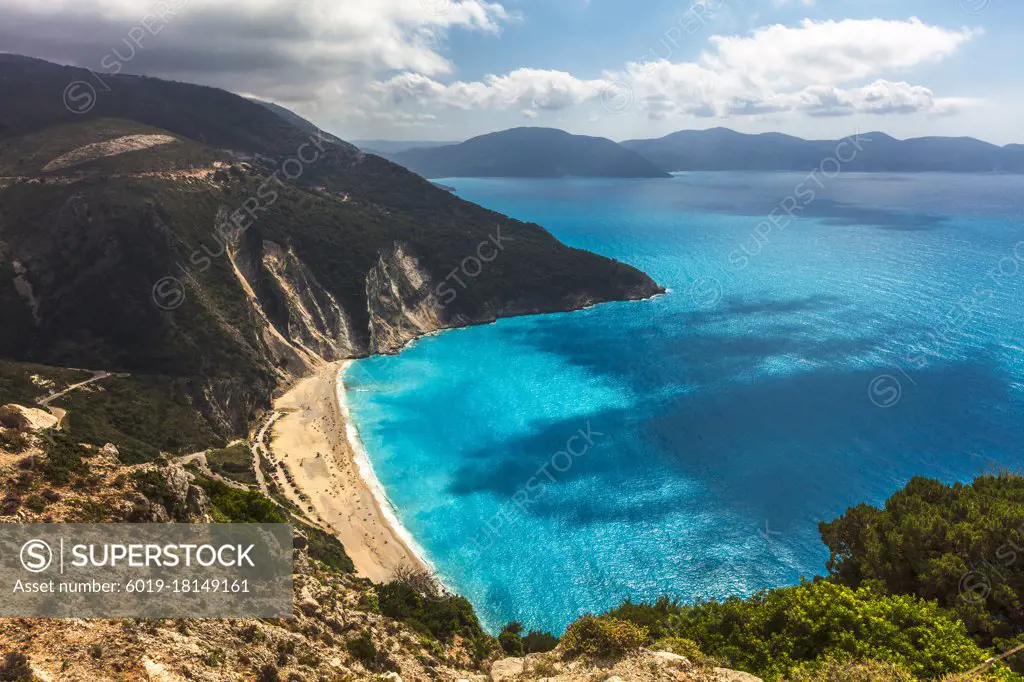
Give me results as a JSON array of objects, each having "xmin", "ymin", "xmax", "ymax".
[{"xmin": 345, "ymin": 172, "xmax": 1024, "ymax": 634}]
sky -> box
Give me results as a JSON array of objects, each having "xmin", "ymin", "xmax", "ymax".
[{"xmin": 1, "ymin": 0, "xmax": 1022, "ymax": 143}]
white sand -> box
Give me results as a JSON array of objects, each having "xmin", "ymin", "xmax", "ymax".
[{"xmin": 271, "ymin": 361, "xmax": 427, "ymax": 582}]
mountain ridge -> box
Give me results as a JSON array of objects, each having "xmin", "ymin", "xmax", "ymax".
[
  {"xmin": 367, "ymin": 125, "xmax": 1024, "ymax": 174},
  {"xmin": 385, "ymin": 127, "xmax": 672, "ymax": 178},
  {"xmin": 622, "ymin": 127, "xmax": 1024, "ymax": 172}
]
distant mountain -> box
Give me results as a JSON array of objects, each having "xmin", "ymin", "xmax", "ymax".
[
  {"xmin": 387, "ymin": 127, "xmax": 671, "ymax": 178},
  {"xmin": 249, "ymin": 98, "xmax": 342, "ymax": 144},
  {"xmin": 622, "ymin": 127, "xmax": 1024, "ymax": 173},
  {"xmin": 353, "ymin": 140, "xmax": 459, "ymax": 155}
]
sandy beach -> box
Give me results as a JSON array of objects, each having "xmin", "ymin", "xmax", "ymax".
[{"xmin": 270, "ymin": 361, "xmax": 427, "ymax": 582}]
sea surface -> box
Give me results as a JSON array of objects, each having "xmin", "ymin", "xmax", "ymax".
[{"xmin": 344, "ymin": 172, "xmax": 1024, "ymax": 634}]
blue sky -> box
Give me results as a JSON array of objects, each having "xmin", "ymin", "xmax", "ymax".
[
  {"xmin": 356, "ymin": 0, "xmax": 1022, "ymax": 143},
  {"xmin": 4, "ymin": 0, "xmax": 1021, "ymax": 143}
]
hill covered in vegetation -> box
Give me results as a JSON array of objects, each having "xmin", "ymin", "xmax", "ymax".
[
  {"xmin": 387, "ymin": 127, "xmax": 672, "ymax": 178},
  {"xmin": 0, "ymin": 55, "xmax": 662, "ymax": 455}
]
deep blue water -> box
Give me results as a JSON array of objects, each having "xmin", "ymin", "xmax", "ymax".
[{"xmin": 345, "ymin": 173, "xmax": 1024, "ymax": 634}]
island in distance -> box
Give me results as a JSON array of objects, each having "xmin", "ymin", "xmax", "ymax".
[
  {"xmin": 379, "ymin": 127, "xmax": 672, "ymax": 179},
  {"xmin": 374, "ymin": 126, "xmax": 1024, "ymax": 177}
]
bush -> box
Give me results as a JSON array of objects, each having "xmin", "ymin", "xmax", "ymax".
[
  {"xmin": 239, "ymin": 624, "xmax": 266, "ymax": 643},
  {"xmin": 785, "ymin": 658, "xmax": 917, "ymax": 682},
  {"xmin": 303, "ymin": 523, "xmax": 354, "ymax": 573},
  {"xmin": 471, "ymin": 635, "xmax": 499, "ymax": 667},
  {"xmin": 23, "ymin": 495, "xmax": 46, "ymax": 513},
  {"xmin": 561, "ymin": 614, "xmax": 647, "ymax": 659},
  {"xmin": 635, "ymin": 581, "xmax": 1014, "ymax": 681},
  {"xmin": 0, "ymin": 652, "xmax": 33, "ymax": 681},
  {"xmin": 522, "ymin": 630, "xmax": 559, "ymax": 654},
  {"xmin": 256, "ymin": 664, "xmax": 280, "ymax": 682},
  {"xmin": 358, "ymin": 591, "xmax": 380, "ymax": 613},
  {"xmin": 206, "ymin": 444, "xmax": 257, "ymax": 485},
  {"xmin": 606, "ymin": 596, "xmax": 682, "ymax": 641},
  {"xmin": 346, "ymin": 630, "xmax": 379, "ymax": 670},
  {"xmin": 499, "ymin": 629, "xmax": 524, "ymax": 657},
  {"xmin": 0, "ymin": 429, "xmax": 29, "ymax": 453},
  {"xmin": 39, "ymin": 432, "xmax": 88, "ymax": 484},
  {"xmin": 376, "ymin": 579, "xmax": 486, "ymax": 643},
  {"xmin": 195, "ymin": 478, "xmax": 286, "ymax": 523},
  {"xmin": 820, "ymin": 473, "xmax": 1024, "ymax": 650}
]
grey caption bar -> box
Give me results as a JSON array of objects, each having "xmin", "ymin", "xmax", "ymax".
[{"xmin": 0, "ymin": 524, "xmax": 293, "ymax": 618}]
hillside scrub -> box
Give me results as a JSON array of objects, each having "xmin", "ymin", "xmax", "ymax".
[{"xmin": 821, "ymin": 473, "xmax": 1024, "ymax": 650}]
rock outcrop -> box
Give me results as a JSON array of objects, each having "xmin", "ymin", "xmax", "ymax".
[
  {"xmin": 488, "ymin": 649, "xmax": 764, "ymax": 682},
  {"xmin": 366, "ymin": 243, "xmax": 445, "ymax": 354},
  {"xmin": 0, "ymin": 403, "xmax": 58, "ymax": 431}
]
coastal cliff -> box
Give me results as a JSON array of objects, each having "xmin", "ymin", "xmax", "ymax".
[{"xmin": 0, "ymin": 55, "xmax": 663, "ymax": 457}]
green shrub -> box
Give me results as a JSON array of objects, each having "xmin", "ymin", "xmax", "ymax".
[
  {"xmin": 40, "ymin": 432, "xmax": 88, "ymax": 484},
  {"xmin": 239, "ymin": 624, "xmax": 266, "ymax": 643},
  {"xmin": 358, "ymin": 591, "xmax": 380, "ymax": 613},
  {"xmin": 202, "ymin": 648, "xmax": 225, "ymax": 667},
  {"xmin": 499, "ymin": 629, "xmax": 524, "ymax": 657},
  {"xmin": 0, "ymin": 652, "xmax": 33, "ymax": 681},
  {"xmin": 785, "ymin": 658, "xmax": 916, "ymax": 682},
  {"xmin": 376, "ymin": 580, "xmax": 486, "ymax": 643},
  {"xmin": 256, "ymin": 664, "xmax": 280, "ymax": 682},
  {"xmin": 302, "ymin": 523, "xmax": 354, "ymax": 573},
  {"xmin": 345, "ymin": 630, "xmax": 379, "ymax": 670},
  {"xmin": 820, "ymin": 473, "xmax": 1024, "ymax": 650},
  {"xmin": 561, "ymin": 614, "xmax": 647, "ymax": 659},
  {"xmin": 606, "ymin": 596, "xmax": 682, "ymax": 641},
  {"xmin": 206, "ymin": 444, "xmax": 257, "ymax": 485},
  {"xmin": 638, "ymin": 580, "xmax": 1012, "ymax": 681},
  {"xmin": 522, "ymin": 630, "xmax": 559, "ymax": 654},
  {"xmin": 23, "ymin": 495, "xmax": 46, "ymax": 513},
  {"xmin": 196, "ymin": 478, "xmax": 286, "ymax": 523},
  {"xmin": 471, "ymin": 635, "xmax": 499, "ymax": 667},
  {"xmin": 0, "ymin": 429, "xmax": 29, "ymax": 453}
]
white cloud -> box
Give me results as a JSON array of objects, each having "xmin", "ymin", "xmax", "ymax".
[
  {"xmin": 0, "ymin": 0, "xmax": 509, "ymax": 104},
  {"xmin": 372, "ymin": 68, "xmax": 608, "ymax": 111},
  {"xmin": 370, "ymin": 17, "xmax": 980, "ymax": 123}
]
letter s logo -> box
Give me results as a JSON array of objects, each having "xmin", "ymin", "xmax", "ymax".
[{"xmin": 21, "ymin": 540, "xmax": 53, "ymax": 573}]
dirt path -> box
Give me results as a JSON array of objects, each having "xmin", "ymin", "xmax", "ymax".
[{"xmin": 250, "ymin": 411, "xmax": 281, "ymax": 497}]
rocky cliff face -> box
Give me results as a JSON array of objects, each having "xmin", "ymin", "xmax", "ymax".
[
  {"xmin": 365, "ymin": 243, "xmax": 445, "ymax": 354},
  {"xmin": 261, "ymin": 240, "xmax": 360, "ymax": 361}
]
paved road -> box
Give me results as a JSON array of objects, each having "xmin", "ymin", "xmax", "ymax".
[{"xmin": 37, "ymin": 370, "xmax": 114, "ymax": 407}]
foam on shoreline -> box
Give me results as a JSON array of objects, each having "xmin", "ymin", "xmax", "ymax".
[{"xmin": 335, "ymin": 360, "xmax": 438, "ymax": 576}]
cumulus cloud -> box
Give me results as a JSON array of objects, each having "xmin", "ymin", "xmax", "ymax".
[
  {"xmin": 371, "ymin": 17, "xmax": 979, "ymax": 122},
  {"xmin": 371, "ymin": 68, "xmax": 608, "ymax": 111},
  {"xmin": 1, "ymin": 3, "xmax": 982, "ymax": 131},
  {"xmin": 0, "ymin": 0, "xmax": 509, "ymax": 107}
]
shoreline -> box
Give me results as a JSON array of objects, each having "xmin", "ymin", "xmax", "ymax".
[
  {"xmin": 268, "ymin": 293, "xmax": 666, "ymax": 584},
  {"xmin": 335, "ymin": 360, "xmax": 438, "ymax": 576},
  {"xmin": 269, "ymin": 360, "xmax": 427, "ymax": 582}
]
